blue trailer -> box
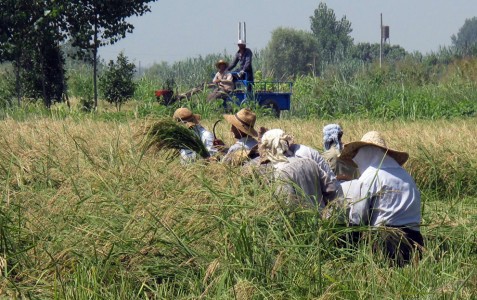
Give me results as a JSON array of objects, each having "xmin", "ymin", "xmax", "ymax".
[{"xmin": 226, "ymin": 72, "xmax": 292, "ymax": 117}]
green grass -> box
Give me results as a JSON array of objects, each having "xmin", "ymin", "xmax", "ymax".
[{"xmin": 0, "ymin": 117, "xmax": 476, "ymax": 299}]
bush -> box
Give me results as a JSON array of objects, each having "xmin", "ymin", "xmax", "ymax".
[{"xmin": 99, "ymin": 52, "xmax": 136, "ymax": 111}]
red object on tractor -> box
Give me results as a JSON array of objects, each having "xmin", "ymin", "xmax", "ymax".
[{"xmin": 155, "ymin": 89, "xmax": 172, "ymax": 97}]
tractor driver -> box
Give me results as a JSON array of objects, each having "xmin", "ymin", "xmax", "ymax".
[{"xmin": 227, "ymin": 39, "xmax": 253, "ymax": 93}]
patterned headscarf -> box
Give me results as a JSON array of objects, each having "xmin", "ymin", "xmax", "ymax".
[
  {"xmin": 259, "ymin": 129, "xmax": 294, "ymax": 164},
  {"xmin": 323, "ymin": 124, "xmax": 343, "ymax": 151}
]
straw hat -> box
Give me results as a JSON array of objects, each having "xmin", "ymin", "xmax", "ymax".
[
  {"xmin": 340, "ymin": 131, "xmax": 409, "ymax": 165},
  {"xmin": 223, "ymin": 108, "xmax": 258, "ymax": 137},
  {"xmin": 215, "ymin": 59, "xmax": 229, "ymax": 69},
  {"xmin": 173, "ymin": 107, "xmax": 200, "ymax": 128}
]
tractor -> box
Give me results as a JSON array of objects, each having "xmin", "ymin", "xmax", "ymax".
[{"xmin": 155, "ymin": 73, "xmax": 292, "ymax": 117}]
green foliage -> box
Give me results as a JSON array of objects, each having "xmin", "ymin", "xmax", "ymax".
[
  {"xmin": 310, "ymin": 2, "xmax": 353, "ymax": 64},
  {"xmin": 145, "ymin": 53, "xmax": 230, "ymax": 89},
  {"xmin": 0, "ymin": 66, "xmax": 15, "ymax": 108},
  {"xmin": 291, "ymin": 60, "xmax": 477, "ymax": 119},
  {"xmin": 451, "ymin": 17, "xmax": 477, "ymax": 56},
  {"xmin": 68, "ymin": 64, "xmax": 94, "ymax": 100},
  {"xmin": 0, "ymin": 0, "xmax": 67, "ymax": 107},
  {"xmin": 100, "ymin": 52, "xmax": 136, "ymax": 111},
  {"xmin": 350, "ymin": 42, "xmax": 408, "ymax": 63},
  {"xmin": 264, "ymin": 27, "xmax": 320, "ymax": 78}
]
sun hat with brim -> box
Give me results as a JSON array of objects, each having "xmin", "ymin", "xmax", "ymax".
[
  {"xmin": 215, "ymin": 59, "xmax": 229, "ymax": 69},
  {"xmin": 173, "ymin": 107, "xmax": 200, "ymax": 128},
  {"xmin": 224, "ymin": 108, "xmax": 258, "ymax": 137},
  {"xmin": 340, "ymin": 131, "xmax": 409, "ymax": 166}
]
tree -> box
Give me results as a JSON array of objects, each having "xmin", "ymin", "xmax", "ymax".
[
  {"xmin": 350, "ymin": 43, "xmax": 407, "ymax": 63},
  {"xmin": 0, "ymin": 0, "xmax": 67, "ymax": 107},
  {"xmin": 310, "ymin": 2, "xmax": 353, "ymax": 64},
  {"xmin": 100, "ymin": 52, "xmax": 136, "ymax": 111},
  {"xmin": 451, "ymin": 17, "xmax": 477, "ymax": 56},
  {"xmin": 264, "ymin": 27, "xmax": 320, "ymax": 78},
  {"xmin": 62, "ymin": 0, "xmax": 157, "ymax": 110}
]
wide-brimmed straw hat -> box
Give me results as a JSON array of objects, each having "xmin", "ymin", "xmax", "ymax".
[
  {"xmin": 215, "ymin": 59, "xmax": 229, "ymax": 68},
  {"xmin": 173, "ymin": 107, "xmax": 200, "ymax": 128},
  {"xmin": 340, "ymin": 131, "xmax": 409, "ymax": 165},
  {"xmin": 224, "ymin": 108, "xmax": 258, "ymax": 137}
]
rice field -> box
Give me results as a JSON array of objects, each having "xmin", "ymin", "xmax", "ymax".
[{"xmin": 0, "ymin": 113, "xmax": 476, "ymax": 299}]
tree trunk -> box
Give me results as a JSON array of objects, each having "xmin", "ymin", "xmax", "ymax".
[
  {"xmin": 93, "ymin": 14, "xmax": 98, "ymax": 110},
  {"xmin": 40, "ymin": 43, "xmax": 50, "ymax": 109},
  {"xmin": 15, "ymin": 55, "xmax": 21, "ymax": 106}
]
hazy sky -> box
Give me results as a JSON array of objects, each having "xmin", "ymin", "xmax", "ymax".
[{"xmin": 99, "ymin": 0, "xmax": 477, "ymax": 67}]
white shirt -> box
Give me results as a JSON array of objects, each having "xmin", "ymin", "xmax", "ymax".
[
  {"xmin": 341, "ymin": 146, "xmax": 421, "ymax": 230},
  {"xmin": 180, "ymin": 125, "xmax": 217, "ymax": 163},
  {"xmin": 289, "ymin": 144, "xmax": 341, "ymax": 202},
  {"xmin": 273, "ymin": 157, "xmax": 327, "ymax": 209},
  {"xmin": 227, "ymin": 136, "xmax": 258, "ymax": 154}
]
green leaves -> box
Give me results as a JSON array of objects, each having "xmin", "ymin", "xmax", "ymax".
[
  {"xmin": 99, "ymin": 52, "xmax": 136, "ymax": 111},
  {"xmin": 310, "ymin": 2, "xmax": 353, "ymax": 64},
  {"xmin": 264, "ymin": 27, "xmax": 319, "ymax": 78},
  {"xmin": 451, "ymin": 17, "xmax": 477, "ymax": 56}
]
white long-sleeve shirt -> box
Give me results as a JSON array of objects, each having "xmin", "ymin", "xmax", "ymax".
[
  {"xmin": 289, "ymin": 144, "xmax": 341, "ymax": 203},
  {"xmin": 226, "ymin": 136, "xmax": 258, "ymax": 154},
  {"xmin": 180, "ymin": 125, "xmax": 217, "ymax": 163},
  {"xmin": 273, "ymin": 157, "xmax": 328, "ymax": 209},
  {"xmin": 341, "ymin": 146, "xmax": 421, "ymax": 231}
]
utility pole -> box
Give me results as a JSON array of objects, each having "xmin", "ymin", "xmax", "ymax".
[
  {"xmin": 380, "ymin": 13, "xmax": 383, "ymax": 68},
  {"xmin": 380, "ymin": 14, "xmax": 390, "ymax": 68}
]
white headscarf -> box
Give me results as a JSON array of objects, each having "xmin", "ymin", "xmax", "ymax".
[
  {"xmin": 323, "ymin": 123, "xmax": 343, "ymax": 151},
  {"xmin": 259, "ymin": 129, "xmax": 293, "ymax": 164},
  {"xmin": 353, "ymin": 145, "xmax": 401, "ymax": 174}
]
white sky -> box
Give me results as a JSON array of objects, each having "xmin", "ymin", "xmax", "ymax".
[{"xmin": 99, "ymin": 0, "xmax": 477, "ymax": 67}]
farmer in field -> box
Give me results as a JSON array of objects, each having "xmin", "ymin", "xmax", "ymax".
[
  {"xmin": 208, "ymin": 59, "xmax": 234, "ymax": 102},
  {"xmin": 340, "ymin": 131, "xmax": 423, "ymax": 266},
  {"xmin": 222, "ymin": 108, "xmax": 259, "ymax": 165},
  {"xmin": 245, "ymin": 126, "xmax": 340, "ymax": 198},
  {"xmin": 322, "ymin": 124, "xmax": 359, "ymax": 181},
  {"xmin": 257, "ymin": 129, "xmax": 340, "ymax": 209},
  {"xmin": 227, "ymin": 39, "xmax": 253, "ymax": 93},
  {"xmin": 173, "ymin": 107, "xmax": 218, "ymax": 163}
]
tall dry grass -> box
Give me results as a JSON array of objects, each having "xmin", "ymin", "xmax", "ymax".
[{"xmin": 0, "ymin": 117, "xmax": 476, "ymax": 298}]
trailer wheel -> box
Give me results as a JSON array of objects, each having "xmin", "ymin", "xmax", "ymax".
[{"xmin": 261, "ymin": 99, "xmax": 280, "ymax": 118}]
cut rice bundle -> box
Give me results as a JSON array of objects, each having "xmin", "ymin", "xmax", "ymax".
[{"xmin": 140, "ymin": 119, "xmax": 210, "ymax": 159}]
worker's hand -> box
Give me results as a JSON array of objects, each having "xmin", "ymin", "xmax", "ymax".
[
  {"xmin": 258, "ymin": 127, "xmax": 269, "ymax": 141},
  {"xmin": 213, "ymin": 138, "xmax": 225, "ymax": 146},
  {"xmin": 238, "ymin": 70, "xmax": 245, "ymax": 78},
  {"xmin": 337, "ymin": 174, "xmax": 353, "ymax": 181}
]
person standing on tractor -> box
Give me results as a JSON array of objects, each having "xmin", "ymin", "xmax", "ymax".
[
  {"xmin": 208, "ymin": 59, "xmax": 234, "ymax": 102},
  {"xmin": 228, "ymin": 39, "xmax": 254, "ymax": 93}
]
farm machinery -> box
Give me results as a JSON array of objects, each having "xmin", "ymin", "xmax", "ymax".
[
  {"xmin": 155, "ymin": 22, "xmax": 292, "ymax": 117},
  {"xmin": 155, "ymin": 73, "xmax": 293, "ymax": 117}
]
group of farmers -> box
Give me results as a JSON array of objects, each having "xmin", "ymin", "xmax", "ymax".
[{"xmin": 172, "ymin": 106, "xmax": 424, "ymax": 267}]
